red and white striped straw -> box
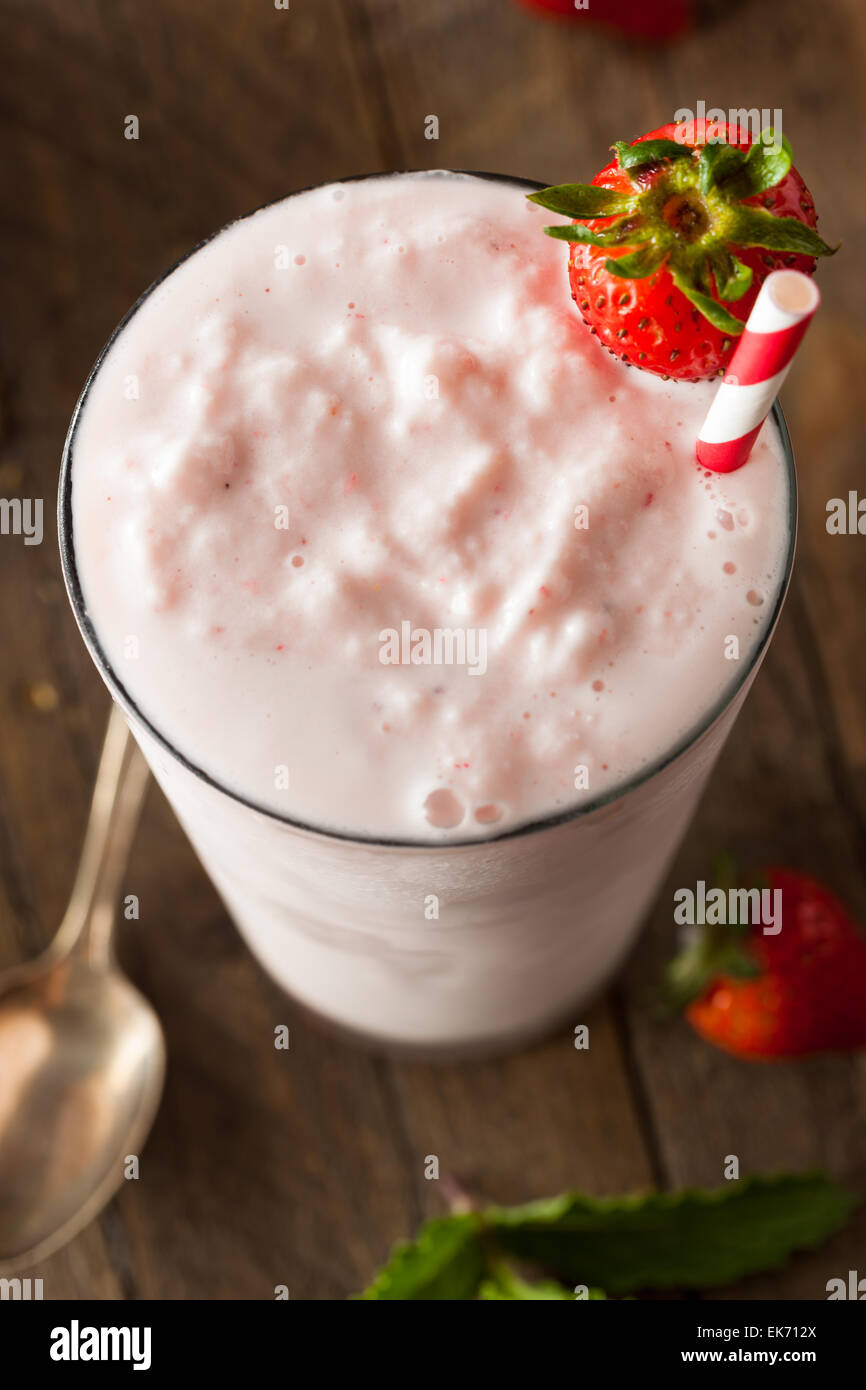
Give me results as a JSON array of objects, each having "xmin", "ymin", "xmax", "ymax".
[{"xmin": 696, "ymin": 269, "xmax": 820, "ymax": 474}]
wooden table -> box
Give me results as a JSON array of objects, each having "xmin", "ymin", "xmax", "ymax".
[{"xmin": 1, "ymin": 0, "xmax": 864, "ymax": 1299}]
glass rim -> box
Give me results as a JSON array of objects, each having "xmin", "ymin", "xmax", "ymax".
[{"xmin": 58, "ymin": 170, "xmax": 799, "ymax": 852}]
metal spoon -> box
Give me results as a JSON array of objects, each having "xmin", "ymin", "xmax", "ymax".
[{"xmin": 0, "ymin": 703, "xmax": 164, "ymax": 1271}]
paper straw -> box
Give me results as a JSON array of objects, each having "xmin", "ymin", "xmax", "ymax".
[{"xmin": 696, "ymin": 270, "xmax": 820, "ymax": 473}]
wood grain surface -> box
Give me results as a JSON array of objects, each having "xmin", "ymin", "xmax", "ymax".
[{"xmin": 0, "ymin": 0, "xmax": 863, "ymax": 1300}]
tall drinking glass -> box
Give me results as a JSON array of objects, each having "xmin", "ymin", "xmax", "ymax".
[{"xmin": 59, "ymin": 175, "xmax": 797, "ymax": 1056}]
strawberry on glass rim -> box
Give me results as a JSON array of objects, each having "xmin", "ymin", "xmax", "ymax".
[{"xmin": 529, "ymin": 119, "xmax": 836, "ymax": 381}]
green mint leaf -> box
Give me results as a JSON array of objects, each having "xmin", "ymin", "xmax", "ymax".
[
  {"xmin": 527, "ymin": 184, "xmax": 634, "ymax": 218},
  {"xmin": 486, "ymin": 1173, "xmax": 854, "ymax": 1295},
  {"xmin": 725, "ymin": 131, "xmax": 793, "ymax": 198},
  {"xmin": 728, "ymin": 207, "xmax": 837, "ymax": 257},
  {"xmin": 670, "ymin": 267, "xmax": 746, "ymax": 334},
  {"xmin": 358, "ymin": 1213, "xmax": 484, "ymax": 1300},
  {"xmin": 698, "ymin": 141, "xmax": 748, "ymax": 195},
  {"xmin": 478, "ymin": 1263, "xmax": 580, "ymax": 1300},
  {"xmin": 614, "ymin": 138, "xmax": 692, "ymax": 171}
]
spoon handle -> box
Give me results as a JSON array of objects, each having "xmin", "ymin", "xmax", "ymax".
[{"xmin": 52, "ymin": 703, "xmax": 151, "ymax": 968}]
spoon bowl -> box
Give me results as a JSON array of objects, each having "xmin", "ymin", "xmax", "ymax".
[
  {"xmin": 0, "ymin": 959, "xmax": 165, "ymax": 1270},
  {"xmin": 0, "ymin": 705, "xmax": 164, "ymax": 1272}
]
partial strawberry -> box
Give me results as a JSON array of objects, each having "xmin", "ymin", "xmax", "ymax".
[
  {"xmin": 666, "ymin": 865, "xmax": 866, "ymax": 1060},
  {"xmin": 529, "ymin": 120, "xmax": 836, "ymax": 381},
  {"xmin": 513, "ymin": 0, "xmax": 694, "ymax": 42}
]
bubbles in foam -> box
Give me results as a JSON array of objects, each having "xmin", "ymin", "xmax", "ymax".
[{"xmin": 424, "ymin": 788, "xmax": 464, "ymax": 829}]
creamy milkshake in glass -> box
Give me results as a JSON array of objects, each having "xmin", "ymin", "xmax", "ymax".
[{"xmin": 59, "ymin": 172, "xmax": 795, "ymax": 1054}]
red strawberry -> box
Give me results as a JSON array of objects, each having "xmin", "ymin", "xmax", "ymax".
[
  {"xmin": 514, "ymin": 0, "xmax": 694, "ymax": 42},
  {"xmin": 528, "ymin": 120, "xmax": 836, "ymax": 381},
  {"xmin": 666, "ymin": 865, "xmax": 866, "ymax": 1060}
]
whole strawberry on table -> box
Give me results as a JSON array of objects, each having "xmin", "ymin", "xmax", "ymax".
[
  {"xmin": 666, "ymin": 867, "xmax": 866, "ymax": 1060},
  {"xmin": 514, "ymin": 0, "xmax": 696, "ymax": 42},
  {"xmin": 529, "ymin": 119, "xmax": 835, "ymax": 381}
]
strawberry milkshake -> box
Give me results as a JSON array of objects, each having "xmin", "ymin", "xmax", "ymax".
[{"xmin": 61, "ymin": 171, "xmax": 795, "ymax": 1051}]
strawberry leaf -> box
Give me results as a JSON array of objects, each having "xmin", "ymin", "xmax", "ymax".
[
  {"xmin": 723, "ymin": 947, "xmax": 764, "ymax": 980},
  {"xmin": 670, "ymin": 267, "xmax": 745, "ymax": 334},
  {"xmin": 614, "ymin": 138, "xmax": 692, "ymax": 171},
  {"xmin": 543, "ymin": 215, "xmax": 645, "ymax": 248},
  {"xmin": 663, "ymin": 938, "xmax": 713, "ymax": 1012},
  {"xmin": 604, "ymin": 244, "xmax": 666, "ymax": 279},
  {"xmin": 358, "ymin": 1213, "xmax": 484, "ymax": 1300},
  {"xmin": 486, "ymin": 1174, "xmax": 855, "ymax": 1294},
  {"xmin": 728, "ymin": 207, "xmax": 838, "ymax": 257},
  {"xmin": 527, "ymin": 184, "xmax": 635, "ymax": 217},
  {"xmin": 663, "ymin": 933, "xmax": 759, "ymax": 1013},
  {"xmin": 544, "ymin": 223, "xmax": 618, "ymax": 246},
  {"xmin": 710, "ymin": 249, "xmax": 754, "ymax": 302},
  {"xmin": 726, "ymin": 131, "xmax": 793, "ymax": 198},
  {"xmin": 698, "ymin": 141, "xmax": 748, "ymax": 194}
]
